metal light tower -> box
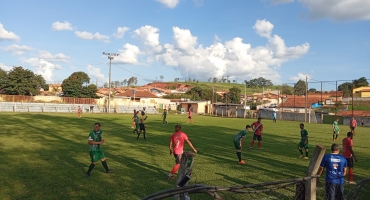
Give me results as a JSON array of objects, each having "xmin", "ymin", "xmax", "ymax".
[{"xmin": 103, "ymin": 52, "xmax": 119, "ymax": 113}]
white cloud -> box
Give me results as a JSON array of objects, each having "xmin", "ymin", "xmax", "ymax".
[
  {"xmin": 193, "ymin": 0, "xmax": 204, "ymax": 7},
  {"xmin": 75, "ymin": 31, "xmax": 110, "ymax": 42},
  {"xmin": 270, "ymin": 0, "xmax": 294, "ymax": 4},
  {"xmin": 38, "ymin": 50, "xmax": 70, "ymax": 63},
  {"xmin": 113, "ymin": 27, "xmax": 130, "ymax": 39},
  {"xmin": 52, "ymin": 21, "xmax": 73, "ymax": 31},
  {"xmin": 0, "ymin": 44, "xmax": 34, "ymax": 55},
  {"xmin": 23, "ymin": 58, "xmax": 62, "ymax": 82},
  {"xmin": 134, "ymin": 25, "xmax": 162, "ymax": 53},
  {"xmin": 289, "ymin": 72, "xmax": 310, "ymax": 82},
  {"xmin": 299, "ymin": 0, "xmax": 370, "ymax": 21},
  {"xmin": 114, "ymin": 43, "xmax": 140, "ymax": 64},
  {"xmin": 156, "ymin": 0, "xmax": 180, "ymax": 8},
  {"xmin": 0, "ymin": 23, "xmax": 20, "ymax": 41},
  {"xmin": 86, "ymin": 65, "xmax": 108, "ymax": 83},
  {"xmin": 253, "ymin": 19, "xmax": 274, "ymax": 38},
  {"xmin": 172, "ymin": 27, "xmax": 197, "ymax": 54},
  {"xmin": 0, "ymin": 63, "xmax": 12, "ymax": 71},
  {"xmin": 149, "ymin": 19, "xmax": 309, "ymax": 83}
]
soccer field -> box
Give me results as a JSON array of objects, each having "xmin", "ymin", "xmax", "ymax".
[{"xmin": 1, "ymin": 113, "xmax": 369, "ymax": 200}]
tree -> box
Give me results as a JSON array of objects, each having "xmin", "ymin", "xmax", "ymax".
[
  {"xmin": 0, "ymin": 68, "xmax": 7, "ymax": 89},
  {"xmin": 294, "ymin": 80, "xmax": 306, "ymax": 96},
  {"xmin": 308, "ymin": 88, "xmax": 317, "ymax": 93},
  {"xmin": 338, "ymin": 82, "xmax": 352, "ymax": 97},
  {"xmin": 233, "ymin": 80, "xmax": 235, "ymax": 83},
  {"xmin": 208, "ymin": 78, "xmax": 211, "ymax": 82},
  {"xmin": 160, "ymin": 75, "xmax": 164, "ymax": 82},
  {"xmin": 213, "ymin": 77, "xmax": 218, "ymax": 83},
  {"xmin": 103, "ymin": 82, "xmax": 108, "ymax": 88},
  {"xmin": 127, "ymin": 76, "xmax": 137, "ymax": 86},
  {"xmin": 122, "ymin": 79, "xmax": 127, "ymax": 87},
  {"xmin": 224, "ymin": 86, "xmax": 241, "ymax": 104},
  {"xmin": 174, "ymin": 78, "xmax": 179, "ymax": 82},
  {"xmin": 62, "ymin": 71, "xmax": 97, "ymax": 98},
  {"xmin": 353, "ymin": 77, "xmax": 368, "ymax": 87},
  {"xmin": 114, "ymin": 81, "xmax": 120, "ymax": 88},
  {"xmin": 245, "ymin": 77, "xmax": 273, "ymax": 88},
  {"xmin": 281, "ymin": 84, "xmax": 293, "ymax": 95},
  {"xmin": 0, "ymin": 66, "xmax": 46, "ymax": 96}
]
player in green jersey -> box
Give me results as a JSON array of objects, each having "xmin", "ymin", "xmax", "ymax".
[
  {"xmin": 85, "ymin": 122, "xmax": 113, "ymax": 176},
  {"xmin": 162, "ymin": 109, "xmax": 168, "ymax": 125},
  {"xmin": 233, "ymin": 125, "xmax": 252, "ymax": 164},
  {"xmin": 133, "ymin": 111, "xmax": 140, "ymax": 134},
  {"xmin": 298, "ymin": 123, "xmax": 309, "ymax": 159},
  {"xmin": 333, "ymin": 118, "xmax": 340, "ymax": 141}
]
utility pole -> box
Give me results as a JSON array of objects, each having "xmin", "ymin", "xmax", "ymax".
[
  {"xmin": 305, "ymin": 76, "xmax": 308, "ymax": 122},
  {"xmin": 96, "ymin": 77, "xmax": 98, "ymax": 87},
  {"xmin": 103, "ymin": 52, "xmax": 119, "ymax": 113}
]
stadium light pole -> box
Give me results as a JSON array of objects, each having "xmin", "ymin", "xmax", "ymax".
[{"xmin": 103, "ymin": 52, "xmax": 119, "ymax": 113}]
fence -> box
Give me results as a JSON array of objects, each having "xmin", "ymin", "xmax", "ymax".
[{"xmin": 0, "ymin": 94, "xmax": 97, "ymax": 104}]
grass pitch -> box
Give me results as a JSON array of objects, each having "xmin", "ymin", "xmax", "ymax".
[{"xmin": 1, "ymin": 113, "xmax": 369, "ymax": 200}]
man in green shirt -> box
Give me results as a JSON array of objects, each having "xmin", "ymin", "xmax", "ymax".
[
  {"xmin": 233, "ymin": 125, "xmax": 252, "ymax": 164},
  {"xmin": 85, "ymin": 122, "xmax": 113, "ymax": 176},
  {"xmin": 297, "ymin": 123, "xmax": 309, "ymax": 159},
  {"xmin": 133, "ymin": 111, "xmax": 140, "ymax": 134},
  {"xmin": 162, "ymin": 109, "xmax": 168, "ymax": 125},
  {"xmin": 333, "ymin": 118, "xmax": 340, "ymax": 141}
]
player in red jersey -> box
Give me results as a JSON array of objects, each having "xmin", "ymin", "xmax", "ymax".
[
  {"xmin": 349, "ymin": 117, "xmax": 357, "ymax": 135},
  {"xmin": 168, "ymin": 124, "xmax": 197, "ymax": 179},
  {"xmin": 77, "ymin": 106, "xmax": 82, "ymax": 118},
  {"xmin": 186, "ymin": 110, "xmax": 194, "ymax": 123},
  {"xmin": 250, "ymin": 117, "xmax": 263, "ymax": 150},
  {"xmin": 131, "ymin": 109, "xmax": 137, "ymax": 128},
  {"xmin": 342, "ymin": 132, "xmax": 358, "ymax": 184}
]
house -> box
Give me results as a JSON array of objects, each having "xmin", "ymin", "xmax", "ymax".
[
  {"xmin": 49, "ymin": 84, "xmax": 62, "ymax": 93},
  {"xmin": 180, "ymin": 101, "xmax": 211, "ymax": 114},
  {"xmin": 353, "ymin": 86, "xmax": 370, "ymax": 97},
  {"xmin": 115, "ymin": 89, "xmax": 158, "ymax": 100}
]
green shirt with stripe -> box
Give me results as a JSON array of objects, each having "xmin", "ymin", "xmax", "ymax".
[
  {"xmin": 88, "ymin": 130, "xmax": 102, "ymax": 152},
  {"xmin": 233, "ymin": 129, "xmax": 248, "ymax": 143}
]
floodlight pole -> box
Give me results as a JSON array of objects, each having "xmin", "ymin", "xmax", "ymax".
[{"xmin": 103, "ymin": 52, "xmax": 119, "ymax": 113}]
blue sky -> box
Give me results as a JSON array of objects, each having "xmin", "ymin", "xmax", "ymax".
[{"xmin": 0, "ymin": 0, "xmax": 369, "ymax": 90}]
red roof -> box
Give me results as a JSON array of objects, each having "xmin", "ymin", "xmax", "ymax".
[
  {"xmin": 115, "ymin": 89, "xmax": 158, "ymax": 98},
  {"xmin": 337, "ymin": 111, "xmax": 370, "ymax": 117},
  {"xmin": 280, "ymin": 94, "xmax": 337, "ymax": 108}
]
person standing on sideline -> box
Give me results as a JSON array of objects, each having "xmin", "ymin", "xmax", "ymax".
[
  {"xmin": 349, "ymin": 117, "xmax": 357, "ymax": 135},
  {"xmin": 186, "ymin": 109, "xmax": 194, "ymax": 123},
  {"xmin": 133, "ymin": 111, "xmax": 140, "ymax": 134},
  {"xmin": 317, "ymin": 143, "xmax": 347, "ymax": 200},
  {"xmin": 361, "ymin": 118, "xmax": 364, "ymax": 127},
  {"xmin": 78, "ymin": 106, "xmax": 82, "ymax": 118},
  {"xmin": 234, "ymin": 125, "xmax": 252, "ymax": 164},
  {"xmin": 162, "ymin": 109, "xmax": 168, "ymax": 125},
  {"xmin": 333, "ymin": 118, "xmax": 340, "ymax": 141},
  {"xmin": 85, "ymin": 122, "xmax": 113, "ymax": 176},
  {"xmin": 250, "ymin": 117, "xmax": 263, "ymax": 150},
  {"xmin": 168, "ymin": 124, "xmax": 197, "ymax": 179},
  {"xmin": 137, "ymin": 111, "xmax": 148, "ymax": 140},
  {"xmin": 298, "ymin": 123, "xmax": 309, "ymax": 159},
  {"xmin": 342, "ymin": 132, "xmax": 358, "ymax": 184},
  {"xmin": 131, "ymin": 109, "xmax": 137, "ymax": 128},
  {"xmin": 272, "ymin": 112, "xmax": 277, "ymax": 123}
]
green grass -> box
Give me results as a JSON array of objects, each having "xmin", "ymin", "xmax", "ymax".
[{"xmin": 1, "ymin": 113, "xmax": 369, "ymax": 200}]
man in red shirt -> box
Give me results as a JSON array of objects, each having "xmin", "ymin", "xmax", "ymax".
[
  {"xmin": 350, "ymin": 117, "xmax": 357, "ymax": 135},
  {"xmin": 168, "ymin": 124, "xmax": 197, "ymax": 179},
  {"xmin": 250, "ymin": 117, "xmax": 263, "ymax": 150},
  {"xmin": 342, "ymin": 132, "xmax": 358, "ymax": 184},
  {"xmin": 77, "ymin": 106, "xmax": 82, "ymax": 118},
  {"xmin": 186, "ymin": 110, "xmax": 194, "ymax": 123}
]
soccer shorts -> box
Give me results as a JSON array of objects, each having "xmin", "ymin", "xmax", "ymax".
[
  {"xmin": 174, "ymin": 154, "xmax": 182, "ymax": 164},
  {"xmin": 89, "ymin": 150, "xmax": 105, "ymax": 162},
  {"xmin": 350, "ymin": 126, "xmax": 356, "ymax": 131},
  {"xmin": 333, "ymin": 130, "xmax": 339, "ymax": 134},
  {"xmin": 188, "ymin": 116, "xmax": 192, "ymax": 119},
  {"xmin": 139, "ymin": 123, "xmax": 145, "ymax": 131},
  {"xmin": 298, "ymin": 141, "xmax": 309, "ymax": 149},
  {"xmin": 252, "ymin": 134, "xmax": 262, "ymax": 141},
  {"xmin": 346, "ymin": 157, "xmax": 354, "ymax": 168},
  {"xmin": 325, "ymin": 182, "xmax": 344, "ymax": 200},
  {"xmin": 234, "ymin": 141, "xmax": 241, "ymax": 150}
]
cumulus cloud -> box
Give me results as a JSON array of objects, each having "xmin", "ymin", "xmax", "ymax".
[
  {"xmin": 289, "ymin": 72, "xmax": 310, "ymax": 82},
  {"xmin": 52, "ymin": 21, "xmax": 73, "ymax": 31},
  {"xmin": 23, "ymin": 58, "xmax": 62, "ymax": 82},
  {"xmin": 0, "ymin": 63, "xmax": 12, "ymax": 71},
  {"xmin": 134, "ymin": 25, "xmax": 162, "ymax": 53},
  {"xmin": 86, "ymin": 65, "xmax": 108, "ymax": 83},
  {"xmin": 75, "ymin": 31, "xmax": 110, "ymax": 42},
  {"xmin": 38, "ymin": 50, "xmax": 70, "ymax": 63},
  {"xmin": 299, "ymin": 0, "xmax": 370, "ymax": 21},
  {"xmin": 0, "ymin": 23, "xmax": 20, "ymax": 41},
  {"xmin": 0, "ymin": 44, "xmax": 34, "ymax": 55},
  {"xmin": 143, "ymin": 19, "xmax": 310, "ymax": 83},
  {"xmin": 113, "ymin": 27, "xmax": 130, "ymax": 39},
  {"xmin": 156, "ymin": 0, "xmax": 180, "ymax": 8},
  {"xmin": 114, "ymin": 43, "xmax": 140, "ymax": 64}
]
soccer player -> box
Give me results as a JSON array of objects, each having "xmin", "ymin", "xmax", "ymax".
[
  {"xmin": 317, "ymin": 143, "xmax": 347, "ymax": 200},
  {"xmin": 77, "ymin": 106, "xmax": 82, "ymax": 118},
  {"xmin": 168, "ymin": 124, "xmax": 197, "ymax": 179},
  {"xmin": 137, "ymin": 111, "xmax": 148, "ymax": 140},
  {"xmin": 298, "ymin": 123, "xmax": 309, "ymax": 159},
  {"xmin": 250, "ymin": 117, "xmax": 263, "ymax": 150},
  {"xmin": 234, "ymin": 125, "xmax": 252, "ymax": 164},
  {"xmin": 186, "ymin": 109, "xmax": 193, "ymax": 123},
  {"xmin": 361, "ymin": 118, "xmax": 364, "ymax": 127},
  {"xmin": 349, "ymin": 117, "xmax": 357, "ymax": 135},
  {"xmin": 133, "ymin": 111, "xmax": 140, "ymax": 134},
  {"xmin": 162, "ymin": 109, "xmax": 168, "ymax": 125},
  {"xmin": 272, "ymin": 112, "xmax": 277, "ymax": 123},
  {"xmin": 85, "ymin": 122, "xmax": 113, "ymax": 176},
  {"xmin": 333, "ymin": 118, "xmax": 340, "ymax": 141},
  {"xmin": 342, "ymin": 132, "xmax": 358, "ymax": 184},
  {"xmin": 131, "ymin": 109, "xmax": 137, "ymax": 128}
]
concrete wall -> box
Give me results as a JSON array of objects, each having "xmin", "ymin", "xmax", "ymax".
[{"xmin": 343, "ymin": 117, "xmax": 370, "ymax": 127}]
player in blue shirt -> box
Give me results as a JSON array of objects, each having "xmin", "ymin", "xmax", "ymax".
[{"xmin": 317, "ymin": 143, "xmax": 347, "ymax": 200}]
